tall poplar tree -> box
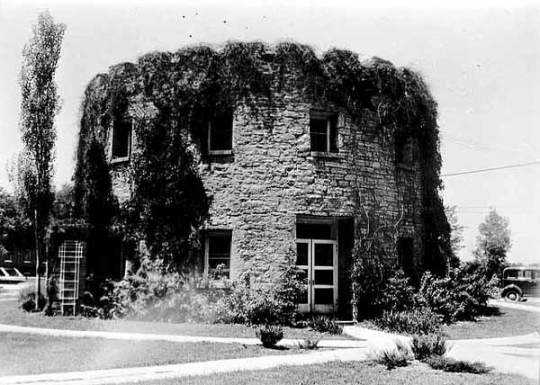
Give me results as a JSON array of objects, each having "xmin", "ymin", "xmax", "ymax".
[{"xmin": 16, "ymin": 11, "xmax": 65, "ymax": 308}]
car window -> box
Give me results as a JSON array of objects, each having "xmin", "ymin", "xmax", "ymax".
[
  {"xmin": 4, "ymin": 268, "xmax": 19, "ymax": 276},
  {"xmin": 505, "ymin": 270, "xmax": 518, "ymax": 278}
]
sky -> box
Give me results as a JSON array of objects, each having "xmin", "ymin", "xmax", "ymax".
[{"xmin": 0, "ymin": 0, "xmax": 538, "ymax": 264}]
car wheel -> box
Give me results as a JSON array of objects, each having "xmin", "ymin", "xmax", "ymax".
[{"xmin": 504, "ymin": 290, "xmax": 521, "ymax": 302}]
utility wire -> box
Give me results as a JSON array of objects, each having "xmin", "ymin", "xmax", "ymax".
[{"xmin": 441, "ymin": 160, "xmax": 540, "ymax": 177}]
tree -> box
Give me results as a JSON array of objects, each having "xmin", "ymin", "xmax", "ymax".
[
  {"xmin": 473, "ymin": 208, "xmax": 511, "ymax": 278},
  {"xmin": 0, "ymin": 188, "xmax": 32, "ymax": 258},
  {"xmin": 444, "ymin": 205, "xmax": 464, "ymax": 268},
  {"xmin": 16, "ymin": 11, "xmax": 65, "ymax": 308}
]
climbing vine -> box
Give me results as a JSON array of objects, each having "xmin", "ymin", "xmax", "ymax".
[{"xmin": 74, "ymin": 41, "xmax": 450, "ymax": 273}]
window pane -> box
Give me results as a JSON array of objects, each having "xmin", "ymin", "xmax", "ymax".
[
  {"xmin": 207, "ymin": 231, "xmax": 231, "ymax": 279},
  {"xmin": 209, "ymin": 235, "xmax": 231, "ymax": 255},
  {"xmin": 314, "ymin": 270, "xmax": 333, "ymax": 285},
  {"xmin": 296, "ymin": 223, "xmax": 334, "ymax": 240},
  {"xmin": 209, "ymin": 114, "xmax": 233, "ymax": 151},
  {"xmin": 329, "ymin": 116, "xmax": 338, "ymax": 152},
  {"xmin": 310, "ymin": 118, "xmax": 327, "ymax": 152},
  {"xmin": 112, "ymin": 121, "xmax": 131, "ymax": 159},
  {"xmin": 297, "ymin": 286, "xmax": 308, "ymax": 304},
  {"xmin": 296, "ymin": 242, "xmax": 308, "ymax": 265},
  {"xmin": 314, "ymin": 243, "xmax": 333, "ymax": 266},
  {"xmin": 208, "ymin": 258, "xmax": 230, "ymax": 269},
  {"xmin": 314, "ymin": 288, "xmax": 334, "ymax": 305}
]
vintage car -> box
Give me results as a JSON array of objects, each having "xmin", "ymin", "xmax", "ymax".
[
  {"xmin": 0, "ymin": 267, "xmax": 27, "ymax": 284},
  {"xmin": 501, "ymin": 266, "xmax": 540, "ymax": 301}
]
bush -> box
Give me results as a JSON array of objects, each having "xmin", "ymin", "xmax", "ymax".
[
  {"xmin": 411, "ymin": 333, "xmax": 447, "ymax": 361},
  {"xmin": 373, "ymin": 340, "xmax": 413, "ymax": 370},
  {"xmin": 424, "ymin": 356, "xmax": 492, "ymax": 374},
  {"xmin": 373, "ymin": 308, "xmax": 442, "ymax": 335},
  {"xmin": 89, "ymin": 257, "xmax": 303, "ymax": 326},
  {"xmin": 256, "ymin": 324, "xmax": 284, "ymax": 348},
  {"xmin": 377, "ymin": 270, "xmax": 416, "ymax": 312},
  {"xmin": 19, "ymin": 286, "xmax": 46, "ymax": 312},
  {"xmin": 297, "ymin": 338, "xmax": 320, "ymax": 350},
  {"xmin": 416, "ymin": 268, "xmax": 499, "ymax": 324},
  {"xmin": 91, "ymin": 259, "xmax": 232, "ymax": 323},
  {"xmin": 222, "ymin": 262, "xmax": 304, "ymax": 326},
  {"xmin": 308, "ymin": 315, "xmax": 343, "ymax": 335}
]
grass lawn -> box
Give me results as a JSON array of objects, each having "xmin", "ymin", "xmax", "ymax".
[
  {"xmin": 0, "ymin": 299, "xmax": 350, "ymax": 341},
  {"xmin": 0, "ymin": 332, "xmax": 309, "ymax": 376},
  {"xmin": 442, "ymin": 306, "xmax": 540, "ymax": 340},
  {"xmin": 128, "ymin": 361, "xmax": 536, "ymax": 385}
]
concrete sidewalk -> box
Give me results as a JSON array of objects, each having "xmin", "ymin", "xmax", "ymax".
[
  {"xmin": 0, "ymin": 348, "xmax": 369, "ymax": 385},
  {"xmin": 447, "ymin": 332, "xmax": 540, "ymax": 380},
  {"xmin": 344, "ymin": 325, "xmax": 540, "ymax": 381},
  {"xmin": 0, "ymin": 323, "xmax": 367, "ymax": 349}
]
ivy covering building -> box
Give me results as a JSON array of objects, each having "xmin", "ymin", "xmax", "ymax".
[{"xmin": 74, "ymin": 42, "xmax": 451, "ymax": 316}]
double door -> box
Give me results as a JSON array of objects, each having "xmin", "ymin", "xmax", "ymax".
[{"xmin": 296, "ymin": 239, "xmax": 338, "ymax": 313}]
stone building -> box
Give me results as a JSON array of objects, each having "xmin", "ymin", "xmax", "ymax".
[{"xmin": 75, "ymin": 43, "xmax": 448, "ymax": 315}]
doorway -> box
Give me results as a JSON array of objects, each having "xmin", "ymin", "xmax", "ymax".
[{"xmin": 296, "ymin": 220, "xmax": 338, "ymax": 313}]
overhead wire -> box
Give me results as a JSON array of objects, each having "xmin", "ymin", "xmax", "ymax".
[{"xmin": 441, "ymin": 160, "xmax": 540, "ymax": 177}]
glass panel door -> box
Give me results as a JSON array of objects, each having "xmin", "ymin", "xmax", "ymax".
[
  {"xmin": 312, "ymin": 240, "xmax": 337, "ymax": 313},
  {"xmin": 296, "ymin": 239, "xmax": 337, "ymax": 313}
]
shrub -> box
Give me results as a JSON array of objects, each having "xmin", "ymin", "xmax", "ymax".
[
  {"xmin": 411, "ymin": 333, "xmax": 447, "ymax": 361},
  {"xmin": 90, "ymin": 257, "xmax": 302, "ymax": 325},
  {"xmin": 308, "ymin": 315, "xmax": 343, "ymax": 335},
  {"xmin": 92, "ymin": 259, "xmax": 232, "ymax": 323},
  {"xmin": 373, "ymin": 308, "xmax": 442, "ymax": 335},
  {"xmin": 19, "ymin": 286, "xmax": 46, "ymax": 312},
  {"xmin": 373, "ymin": 340, "xmax": 413, "ymax": 370},
  {"xmin": 223, "ymin": 262, "xmax": 304, "ymax": 326},
  {"xmin": 256, "ymin": 324, "xmax": 284, "ymax": 348},
  {"xmin": 377, "ymin": 270, "xmax": 416, "ymax": 312},
  {"xmin": 416, "ymin": 267, "xmax": 499, "ymax": 323},
  {"xmin": 297, "ymin": 338, "xmax": 320, "ymax": 350},
  {"xmin": 424, "ymin": 356, "xmax": 492, "ymax": 374}
]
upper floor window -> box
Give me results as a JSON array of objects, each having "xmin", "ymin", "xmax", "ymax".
[
  {"xmin": 111, "ymin": 119, "xmax": 132, "ymax": 162},
  {"xmin": 205, "ymin": 230, "xmax": 232, "ymax": 279},
  {"xmin": 208, "ymin": 112, "xmax": 233, "ymax": 155},
  {"xmin": 395, "ymin": 133, "xmax": 415, "ymax": 166},
  {"xmin": 310, "ymin": 111, "xmax": 338, "ymax": 153}
]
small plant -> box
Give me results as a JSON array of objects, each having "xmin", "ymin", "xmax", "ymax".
[
  {"xmin": 374, "ymin": 308, "xmax": 442, "ymax": 335},
  {"xmin": 411, "ymin": 333, "xmax": 447, "ymax": 361},
  {"xmin": 19, "ymin": 286, "xmax": 46, "ymax": 312},
  {"xmin": 256, "ymin": 324, "xmax": 284, "ymax": 348},
  {"xmin": 373, "ymin": 340, "xmax": 413, "ymax": 370},
  {"xmin": 424, "ymin": 356, "xmax": 492, "ymax": 374},
  {"xmin": 308, "ymin": 315, "xmax": 343, "ymax": 335},
  {"xmin": 297, "ymin": 338, "xmax": 320, "ymax": 350}
]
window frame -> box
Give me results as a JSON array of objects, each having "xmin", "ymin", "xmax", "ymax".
[
  {"xmin": 204, "ymin": 230, "xmax": 232, "ymax": 280},
  {"xmin": 309, "ymin": 111, "xmax": 338, "ymax": 153},
  {"xmin": 395, "ymin": 132, "xmax": 416, "ymax": 168},
  {"xmin": 110, "ymin": 119, "xmax": 133, "ymax": 163},
  {"xmin": 207, "ymin": 112, "xmax": 233, "ymax": 156}
]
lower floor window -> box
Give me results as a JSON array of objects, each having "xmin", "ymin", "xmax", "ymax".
[{"xmin": 205, "ymin": 230, "xmax": 232, "ymax": 279}]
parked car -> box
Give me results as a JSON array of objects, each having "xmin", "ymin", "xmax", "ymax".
[
  {"xmin": 0, "ymin": 267, "xmax": 27, "ymax": 284},
  {"xmin": 501, "ymin": 266, "xmax": 540, "ymax": 301}
]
